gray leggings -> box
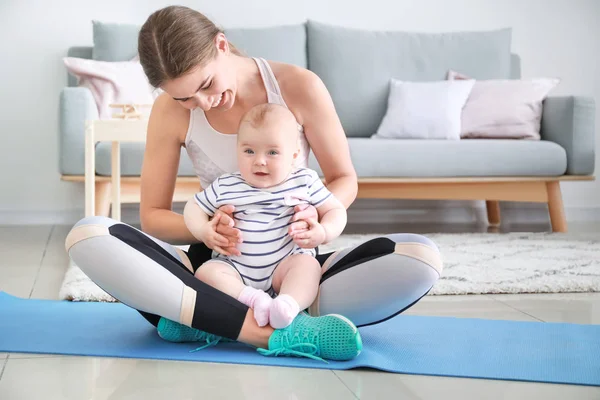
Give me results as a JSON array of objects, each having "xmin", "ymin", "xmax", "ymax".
[{"xmin": 65, "ymin": 216, "xmax": 443, "ymax": 340}]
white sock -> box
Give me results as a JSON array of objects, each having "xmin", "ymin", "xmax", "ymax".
[
  {"xmin": 237, "ymin": 286, "xmax": 273, "ymax": 327},
  {"xmin": 269, "ymin": 294, "xmax": 300, "ymax": 329}
]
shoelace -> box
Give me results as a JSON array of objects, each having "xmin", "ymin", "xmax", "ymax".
[
  {"xmin": 257, "ymin": 332, "xmax": 328, "ymax": 363},
  {"xmin": 190, "ymin": 335, "xmax": 223, "ymax": 353}
]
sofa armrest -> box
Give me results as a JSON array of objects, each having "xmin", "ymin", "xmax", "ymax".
[
  {"xmin": 59, "ymin": 87, "xmax": 99, "ymax": 175},
  {"xmin": 540, "ymin": 96, "xmax": 595, "ymax": 175}
]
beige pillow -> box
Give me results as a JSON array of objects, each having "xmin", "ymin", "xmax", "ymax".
[{"xmin": 448, "ymin": 70, "xmax": 559, "ymax": 139}]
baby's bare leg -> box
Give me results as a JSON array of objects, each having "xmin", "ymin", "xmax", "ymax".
[
  {"xmin": 195, "ymin": 260, "xmax": 273, "ymax": 327},
  {"xmin": 270, "ymin": 254, "xmax": 321, "ymax": 328},
  {"xmin": 194, "ymin": 260, "xmax": 246, "ymax": 298}
]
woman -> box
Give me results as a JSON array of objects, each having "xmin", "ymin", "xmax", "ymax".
[{"xmin": 65, "ymin": 6, "xmax": 443, "ymax": 361}]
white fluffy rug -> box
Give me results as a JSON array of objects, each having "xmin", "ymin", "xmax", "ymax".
[{"xmin": 59, "ymin": 232, "xmax": 600, "ymax": 302}]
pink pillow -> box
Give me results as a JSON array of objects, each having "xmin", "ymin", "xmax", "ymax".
[
  {"xmin": 448, "ymin": 70, "xmax": 559, "ymax": 140},
  {"xmin": 64, "ymin": 57, "xmax": 158, "ymax": 119}
]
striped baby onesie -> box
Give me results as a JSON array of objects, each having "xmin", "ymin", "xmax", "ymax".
[{"xmin": 194, "ymin": 167, "xmax": 332, "ymax": 295}]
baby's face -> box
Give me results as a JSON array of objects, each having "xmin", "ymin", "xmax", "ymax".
[{"xmin": 237, "ymin": 119, "xmax": 299, "ymax": 188}]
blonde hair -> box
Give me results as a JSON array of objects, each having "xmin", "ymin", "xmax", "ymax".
[
  {"xmin": 239, "ymin": 104, "xmax": 298, "ymax": 136},
  {"xmin": 137, "ymin": 5, "xmax": 242, "ymax": 88}
]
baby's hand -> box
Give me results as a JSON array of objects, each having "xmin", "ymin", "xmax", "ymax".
[
  {"xmin": 291, "ymin": 218, "xmax": 327, "ymax": 248},
  {"xmin": 200, "ymin": 213, "xmax": 240, "ymax": 256},
  {"xmin": 214, "ymin": 205, "xmax": 243, "ymax": 244},
  {"xmin": 288, "ymin": 203, "xmax": 316, "ymax": 236}
]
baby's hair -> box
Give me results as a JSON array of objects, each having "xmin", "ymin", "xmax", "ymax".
[{"xmin": 239, "ymin": 103, "xmax": 298, "ymax": 137}]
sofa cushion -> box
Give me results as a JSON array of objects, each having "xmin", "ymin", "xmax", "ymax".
[
  {"xmin": 306, "ymin": 20, "xmax": 513, "ymax": 138},
  {"xmin": 224, "ymin": 24, "xmax": 307, "ymax": 68},
  {"xmin": 91, "ymin": 20, "xmax": 307, "ymax": 67},
  {"xmin": 95, "ymin": 143, "xmax": 197, "ymax": 177},
  {"xmin": 92, "ymin": 21, "xmax": 140, "ymax": 61},
  {"xmin": 97, "ymin": 139, "xmax": 567, "ymax": 179},
  {"xmin": 308, "ymin": 139, "xmax": 567, "ymax": 177}
]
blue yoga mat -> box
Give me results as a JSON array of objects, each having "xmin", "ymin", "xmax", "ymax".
[{"xmin": 1, "ymin": 291, "xmax": 599, "ymax": 386}]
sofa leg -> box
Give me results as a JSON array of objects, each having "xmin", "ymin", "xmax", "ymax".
[
  {"xmin": 486, "ymin": 200, "xmax": 501, "ymax": 226},
  {"xmin": 546, "ymin": 181, "xmax": 567, "ymax": 233},
  {"xmin": 95, "ymin": 181, "xmax": 112, "ymax": 217}
]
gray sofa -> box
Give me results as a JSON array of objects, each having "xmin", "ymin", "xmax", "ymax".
[{"xmin": 60, "ymin": 20, "xmax": 596, "ymax": 231}]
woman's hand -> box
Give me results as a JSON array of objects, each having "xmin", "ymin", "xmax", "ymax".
[
  {"xmin": 213, "ymin": 204, "xmax": 242, "ymax": 256},
  {"xmin": 289, "ymin": 204, "xmax": 326, "ymax": 248}
]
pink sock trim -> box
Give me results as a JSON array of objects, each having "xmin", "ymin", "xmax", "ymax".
[
  {"xmin": 269, "ymin": 294, "xmax": 300, "ymax": 329},
  {"xmin": 238, "ymin": 286, "xmax": 272, "ymax": 327},
  {"xmin": 238, "ymin": 286, "xmax": 260, "ymax": 308}
]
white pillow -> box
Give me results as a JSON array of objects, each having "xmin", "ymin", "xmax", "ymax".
[{"xmin": 373, "ymin": 78, "xmax": 475, "ymax": 140}]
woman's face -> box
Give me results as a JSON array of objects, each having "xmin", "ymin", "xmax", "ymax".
[{"xmin": 161, "ymin": 34, "xmax": 236, "ymax": 112}]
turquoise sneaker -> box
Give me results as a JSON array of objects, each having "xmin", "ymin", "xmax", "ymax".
[
  {"xmin": 257, "ymin": 312, "xmax": 362, "ymax": 362},
  {"xmin": 157, "ymin": 317, "xmax": 230, "ymax": 352}
]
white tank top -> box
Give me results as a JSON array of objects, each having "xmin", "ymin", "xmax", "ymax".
[{"xmin": 184, "ymin": 57, "xmax": 310, "ymax": 189}]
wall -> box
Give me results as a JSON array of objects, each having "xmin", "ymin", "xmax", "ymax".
[{"xmin": 0, "ymin": 0, "xmax": 598, "ymax": 225}]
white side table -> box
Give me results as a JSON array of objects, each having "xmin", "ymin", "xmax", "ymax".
[{"xmin": 84, "ymin": 105, "xmax": 149, "ymax": 221}]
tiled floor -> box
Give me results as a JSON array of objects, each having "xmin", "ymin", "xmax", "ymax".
[{"xmin": 1, "ymin": 223, "xmax": 599, "ymax": 399}]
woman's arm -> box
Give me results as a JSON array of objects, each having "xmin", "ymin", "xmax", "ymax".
[
  {"xmin": 282, "ymin": 67, "xmax": 358, "ymax": 210},
  {"xmin": 139, "ymin": 94, "xmax": 200, "ymax": 245},
  {"xmin": 140, "ymin": 94, "xmax": 242, "ymax": 248},
  {"xmin": 183, "ymin": 198, "xmax": 210, "ymax": 242},
  {"xmin": 183, "ymin": 198, "xmax": 238, "ymax": 255},
  {"xmin": 317, "ymin": 196, "xmax": 347, "ymax": 244}
]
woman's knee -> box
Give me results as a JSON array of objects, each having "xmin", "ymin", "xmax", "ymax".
[
  {"xmin": 383, "ymin": 233, "xmax": 443, "ymax": 277},
  {"xmin": 65, "ymin": 216, "xmax": 120, "ymax": 253},
  {"xmin": 384, "ymin": 233, "xmax": 440, "ymax": 251},
  {"xmin": 73, "ymin": 215, "xmax": 120, "ymax": 229}
]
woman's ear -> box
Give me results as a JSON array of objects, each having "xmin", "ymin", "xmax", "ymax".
[{"xmin": 215, "ymin": 33, "xmax": 229, "ymax": 54}]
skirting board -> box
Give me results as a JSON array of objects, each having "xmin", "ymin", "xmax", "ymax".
[{"xmin": 1, "ymin": 200, "xmax": 600, "ymax": 226}]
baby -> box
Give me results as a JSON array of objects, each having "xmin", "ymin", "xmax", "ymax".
[{"xmin": 184, "ymin": 103, "xmax": 347, "ymax": 329}]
